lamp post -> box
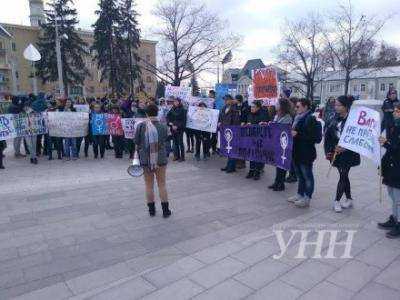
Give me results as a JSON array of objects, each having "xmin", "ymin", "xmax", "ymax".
[
  {"xmin": 23, "ymin": 44, "xmax": 41, "ymax": 95},
  {"xmin": 55, "ymin": 16, "xmax": 65, "ymax": 97}
]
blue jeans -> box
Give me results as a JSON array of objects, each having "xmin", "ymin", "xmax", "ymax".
[
  {"xmin": 226, "ymin": 158, "xmax": 236, "ymax": 171},
  {"xmin": 294, "ymin": 163, "xmax": 314, "ymax": 198},
  {"xmin": 64, "ymin": 138, "xmax": 77, "ymax": 158}
]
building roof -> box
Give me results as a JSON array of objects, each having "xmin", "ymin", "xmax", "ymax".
[
  {"xmin": 240, "ymin": 59, "xmax": 265, "ymax": 78},
  {"xmin": 0, "ymin": 24, "xmax": 13, "ymax": 38}
]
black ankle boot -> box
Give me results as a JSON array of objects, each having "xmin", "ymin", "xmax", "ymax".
[
  {"xmin": 253, "ymin": 171, "xmax": 260, "ymax": 181},
  {"xmin": 386, "ymin": 223, "xmax": 400, "ymax": 239},
  {"xmin": 147, "ymin": 202, "xmax": 156, "ymax": 217},
  {"xmin": 161, "ymin": 202, "xmax": 172, "ymax": 218},
  {"xmin": 378, "ymin": 215, "xmax": 396, "ymax": 230}
]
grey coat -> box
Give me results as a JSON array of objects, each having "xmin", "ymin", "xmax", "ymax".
[{"xmin": 135, "ymin": 121, "xmax": 168, "ymax": 167}]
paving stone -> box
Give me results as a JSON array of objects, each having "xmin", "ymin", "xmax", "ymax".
[
  {"xmin": 0, "ymin": 270, "xmax": 26, "ymax": 289},
  {"xmin": 247, "ymin": 279, "xmax": 303, "ymax": 300},
  {"xmin": 66, "ymin": 262, "xmax": 134, "ymax": 294},
  {"xmin": 189, "ymin": 257, "xmax": 247, "ymax": 289},
  {"xmin": 327, "ymin": 260, "xmax": 381, "ymax": 292},
  {"xmin": 280, "ymin": 260, "xmax": 336, "ymax": 291},
  {"xmin": 231, "ymin": 238, "xmax": 280, "ymax": 265},
  {"xmin": 356, "ymin": 241, "xmax": 400, "ymax": 268},
  {"xmin": 235, "ymin": 257, "xmax": 291, "ymax": 289},
  {"xmin": 353, "ymin": 282, "xmax": 400, "ymax": 300},
  {"xmin": 86, "ymin": 277, "xmax": 155, "ymax": 300},
  {"xmin": 12, "ymin": 283, "xmax": 72, "ymax": 300},
  {"xmin": 143, "ymin": 256, "xmax": 204, "ymax": 288},
  {"xmin": 299, "ymin": 281, "xmax": 354, "ymax": 300},
  {"xmin": 192, "ymin": 241, "xmax": 245, "ymax": 264},
  {"xmin": 192, "ymin": 279, "xmax": 253, "ymax": 300},
  {"xmin": 141, "ymin": 278, "xmax": 204, "ymax": 300},
  {"xmin": 374, "ymin": 259, "xmax": 400, "ymax": 291}
]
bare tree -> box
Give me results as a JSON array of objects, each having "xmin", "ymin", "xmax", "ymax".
[
  {"xmin": 147, "ymin": 0, "xmax": 240, "ymax": 86},
  {"xmin": 278, "ymin": 14, "xmax": 328, "ymax": 100},
  {"xmin": 374, "ymin": 42, "xmax": 400, "ymax": 67},
  {"xmin": 323, "ymin": 1, "xmax": 387, "ymax": 95}
]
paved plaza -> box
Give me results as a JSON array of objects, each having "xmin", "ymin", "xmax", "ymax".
[{"xmin": 0, "ymin": 145, "xmax": 399, "ymax": 300}]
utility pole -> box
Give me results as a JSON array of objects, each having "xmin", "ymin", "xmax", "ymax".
[{"xmin": 55, "ymin": 16, "xmax": 65, "ymax": 97}]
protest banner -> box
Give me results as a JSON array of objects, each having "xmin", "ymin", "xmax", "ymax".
[
  {"xmin": 0, "ymin": 113, "xmax": 47, "ymax": 141},
  {"xmin": 184, "ymin": 96, "xmax": 215, "ymax": 108},
  {"xmin": 338, "ymin": 106, "xmax": 381, "ymax": 165},
  {"xmin": 215, "ymin": 83, "xmax": 237, "ymax": 110},
  {"xmin": 219, "ymin": 124, "xmax": 293, "ymax": 170},
  {"xmin": 74, "ymin": 104, "xmax": 90, "ymax": 113},
  {"xmin": 91, "ymin": 113, "xmax": 107, "ymax": 135},
  {"xmin": 186, "ymin": 106, "xmax": 219, "ymax": 133},
  {"xmin": 164, "ymin": 85, "xmax": 191, "ymax": 101},
  {"xmin": 47, "ymin": 112, "xmax": 89, "ymax": 137},
  {"xmin": 122, "ymin": 118, "xmax": 136, "ymax": 139},
  {"xmin": 106, "ymin": 114, "xmax": 124, "ymax": 136},
  {"xmin": 0, "ymin": 114, "xmax": 17, "ymax": 140},
  {"xmin": 252, "ymin": 67, "xmax": 279, "ymax": 106}
]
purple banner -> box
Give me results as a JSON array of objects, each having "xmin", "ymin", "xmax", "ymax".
[{"xmin": 220, "ymin": 124, "xmax": 293, "ymax": 170}]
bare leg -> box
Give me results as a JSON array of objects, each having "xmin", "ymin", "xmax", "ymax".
[
  {"xmin": 143, "ymin": 169, "xmax": 155, "ymax": 203},
  {"xmin": 155, "ymin": 166, "xmax": 168, "ymax": 202}
]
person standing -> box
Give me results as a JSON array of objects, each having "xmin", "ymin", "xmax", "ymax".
[
  {"xmin": 382, "ymin": 89, "xmax": 399, "ymax": 140},
  {"xmin": 269, "ymin": 98, "xmax": 293, "ymax": 191},
  {"xmin": 323, "ymin": 97, "xmax": 337, "ymax": 132},
  {"xmin": 135, "ymin": 103, "xmax": 171, "ymax": 218},
  {"xmin": 289, "ymin": 98, "xmax": 321, "ymax": 207},
  {"xmin": 167, "ymin": 98, "xmax": 186, "ymax": 162},
  {"xmin": 245, "ymin": 101, "xmax": 270, "ymax": 180},
  {"xmin": 91, "ymin": 103, "xmax": 107, "ymax": 159},
  {"xmin": 194, "ymin": 102, "xmax": 211, "ymax": 161},
  {"xmin": 208, "ymin": 90, "xmax": 219, "ymax": 154},
  {"xmin": 378, "ymin": 102, "xmax": 400, "ymax": 238},
  {"xmin": 63, "ymin": 99, "xmax": 78, "ymax": 161},
  {"xmin": 110, "ymin": 105, "xmax": 125, "ymax": 159},
  {"xmin": 0, "ymin": 140, "xmax": 6, "ymax": 169},
  {"xmin": 8, "ymin": 96, "xmax": 27, "ymax": 158},
  {"xmin": 285, "ymin": 97, "xmax": 298, "ymax": 183},
  {"xmin": 219, "ymin": 95, "xmax": 241, "ymax": 173},
  {"xmin": 23, "ymin": 104, "xmax": 39, "ymax": 165},
  {"xmin": 324, "ymin": 96, "xmax": 360, "ymax": 213}
]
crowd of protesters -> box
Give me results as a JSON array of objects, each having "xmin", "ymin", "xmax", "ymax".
[{"xmin": 1, "ymin": 88, "xmax": 400, "ymax": 238}]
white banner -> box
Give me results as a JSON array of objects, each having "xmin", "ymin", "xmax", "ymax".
[
  {"xmin": 338, "ymin": 106, "xmax": 381, "ymax": 165},
  {"xmin": 47, "ymin": 112, "xmax": 89, "ymax": 137},
  {"xmin": 184, "ymin": 96, "xmax": 215, "ymax": 109},
  {"xmin": 74, "ymin": 104, "xmax": 90, "ymax": 113},
  {"xmin": 165, "ymin": 85, "xmax": 191, "ymax": 101},
  {"xmin": 121, "ymin": 118, "xmax": 136, "ymax": 139},
  {"xmin": 186, "ymin": 106, "xmax": 219, "ymax": 133}
]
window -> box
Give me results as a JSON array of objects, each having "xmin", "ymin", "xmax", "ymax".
[
  {"xmin": 89, "ymin": 86, "xmax": 95, "ymax": 93},
  {"xmin": 361, "ymin": 84, "xmax": 366, "ymax": 92},
  {"xmin": 389, "ymin": 83, "xmax": 394, "ymax": 89},
  {"xmin": 380, "ymin": 83, "xmax": 386, "ymax": 91},
  {"xmin": 146, "ymin": 54, "xmax": 151, "ymax": 62},
  {"xmin": 353, "ymin": 85, "xmax": 358, "ymax": 92},
  {"xmin": 329, "ymin": 83, "xmax": 342, "ymax": 93},
  {"xmin": 12, "ymin": 43, "xmax": 16, "ymax": 51},
  {"xmin": 0, "ymin": 42, "xmax": 3, "ymax": 49},
  {"xmin": 70, "ymin": 86, "xmax": 83, "ymax": 95},
  {"xmin": 15, "ymin": 71, "xmax": 19, "ymax": 79},
  {"xmin": 146, "ymin": 76, "xmax": 152, "ymax": 83}
]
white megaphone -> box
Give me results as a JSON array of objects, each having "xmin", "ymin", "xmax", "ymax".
[{"xmin": 127, "ymin": 152, "xmax": 143, "ymax": 177}]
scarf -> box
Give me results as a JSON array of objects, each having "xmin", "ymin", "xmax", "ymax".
[
  {"xmin": 144, "ymin": 116, "xmax": 159, "ymax": 171},
  {"xmin": 292, "ymin": 110, "xmax": 309, "ymax": 129}
]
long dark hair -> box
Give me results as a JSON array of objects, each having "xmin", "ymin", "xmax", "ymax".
[{"xmin": 278, "ymin": 98, "xmax": 291, "ymax": 117}]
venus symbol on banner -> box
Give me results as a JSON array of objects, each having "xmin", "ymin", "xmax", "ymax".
[
  {"xmin": 224, "ymin": 128, "xmax": 233, "ymax": 154},
  {"xmin": 280, "ymin": 131, "xmax": 289, "ymax": 164}
]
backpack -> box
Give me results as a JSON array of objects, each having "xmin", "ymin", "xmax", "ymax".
[{"xmin": 306, "ymin": 114, "xmax": 322, "ymax": 144}]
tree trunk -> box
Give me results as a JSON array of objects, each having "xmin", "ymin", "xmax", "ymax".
[{"xmin": 344, "ymin": 70, "xmax": 350, "ymax": 96}]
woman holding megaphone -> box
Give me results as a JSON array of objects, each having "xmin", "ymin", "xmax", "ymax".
[{"xmin": 134, "ymin": 103, "xmax": 171, "ymax": 218}]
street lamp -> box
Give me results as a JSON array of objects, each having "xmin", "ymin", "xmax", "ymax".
[{"xmin": 54, "ymin": 15, "xmax": 67, "ymax": 98}]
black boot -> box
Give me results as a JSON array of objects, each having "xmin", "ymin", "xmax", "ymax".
[
  {"xmin": 253, "ymin": 171, "xmax": 260, "ymax": 181},
  {"xmin": 161, "ymin": 202, "xmax": 172, "ymax": 218},
  {"xmin": 273, "ymin": 184, "xmax": 285, "ymax": 191},
  {"xmin": 378, "ymin": 215, "xmax": 396, "ymax": 230},
  {"xmin": 147, "ymin": 202, "xmax": 156, "ymax": 217},
  {"xmin": 246, "ymin": 170, "xmax": 254, "ymax": 179},
  {"xmin": 386, "ymin": 223, "xmax": 400, "ymax": 239},
  {"xmin": 268, "ymin": 183, "xmax": 277, "ymax": 189}
]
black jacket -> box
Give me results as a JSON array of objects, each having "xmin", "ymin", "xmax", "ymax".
[
  {"xmin": 382, "ymin": 119, "xmax": 400, "ymax": 189},
  {"xmin": 0, "ymin": 140, "xmax": 6, "ymax": 151},
  {"xmin": 240, "ymin": 101, "xmax": 250, "ymax": 123},
  {"xmin": 382, "ymin": 98, "xmax": 399, "ymax": 139},
  {"xmin": 293, "ymin": 111, "xmax": 317, "ymax": 164},
  {"xmin": 219, "ymin": 104, "xmax": 241, "ymax": 126},
  {"xmin": 167, "ymin": 105, "xmax": 186, "ymax": 131},
  {"xmin": 324, "ymin": 116, "xmax": 361, "ymax": 168},
  {"xmin": 247, "ymin": 108, "xmax": 270, "ymax": 125}
]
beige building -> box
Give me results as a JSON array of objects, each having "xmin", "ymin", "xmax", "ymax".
[{"xmin": 0, "ymin": 0, "xmax": 157, "ymax": 98}]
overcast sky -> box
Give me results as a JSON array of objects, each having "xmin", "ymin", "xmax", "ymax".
[{"xmin": 1, "ymin": 0, "xmax": 400, "ymax": 86}]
